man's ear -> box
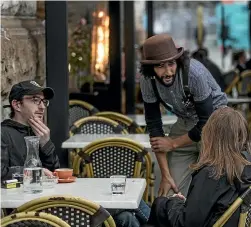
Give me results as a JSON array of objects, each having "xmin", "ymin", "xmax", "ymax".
[{"xmin": 11, "ymin": 100, "xmax": 21, "ymax": 112}]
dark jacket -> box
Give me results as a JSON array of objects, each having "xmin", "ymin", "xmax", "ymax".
[
  {"xmin": 236, "ymin": 64, "xmax": 246, "ymax": 74},
  {"xmin": 147, "ymin": 159, "xmax": 251, "ymax": 227},
  {"xmin": 1, "ymin": 119, "xmax": 60, "ymax": 181},
  {"xmin": 201, "ymin": 59, "xmax": 225, "ymax": 92}
]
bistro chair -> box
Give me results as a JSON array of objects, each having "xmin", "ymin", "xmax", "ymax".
[
  {"xmin": 224, "ymin": 69, "xmax": 240, "ymax": 95},
  {"xmin": 237, "ymin": 70, "xmax": 251, "ymax": 129},
  {"xmin": 68, "ymin": 116, "xmax": 128, "ymax": 171},
  {"xmin": 69, "ymin": 100, "xmax": 99, "ymax": 129},
  {"xmin": 238, "ymin": 70, "xmax": 251, "ymax": 96},
  {"xmin": 1, "ymin": 211, "xmax": 70, "ymax": 227},
  {"xmin": 73, "ymin": 137, "xmax": 155, "ymax": 205},
  {"xmin": 94, "ymin": 112, "xmax": 150, "ymax": 183},
  {"xmin": 213, "ymin": 186, "xmax": 251, "ymax": 227},
  {"xmin": 12, "ymin": 195, "xmax": 116, "ymax": 227},
  {"xmin": 95, "ymin": 111, "xmax": 144, "ymax": 134},
  {"xmin": 70, "ymin": 116, "xmax": 128, "ymax": 135}
]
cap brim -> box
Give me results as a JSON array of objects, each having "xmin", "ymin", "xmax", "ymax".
[
  {"xmin": 26, "ymin": 87, "xmax": 55, "ymax": 100},
  {"xmin": 140, "ymin": 47, "xmax": 184, "ymax": 65}
]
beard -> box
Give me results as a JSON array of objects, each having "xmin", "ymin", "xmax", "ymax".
[{"xmin": 158, "ymin": 74, "xmax": 176, "ymax": 87}]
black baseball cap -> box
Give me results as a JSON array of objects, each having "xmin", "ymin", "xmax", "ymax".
[{"xmin": 3, "ymin": 80, "xmax": 54, "ymax": 108}]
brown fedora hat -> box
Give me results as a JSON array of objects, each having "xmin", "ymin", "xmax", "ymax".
[{"xmin": 141, "ymin": 34, "xmax": 184, "ymax": 65}]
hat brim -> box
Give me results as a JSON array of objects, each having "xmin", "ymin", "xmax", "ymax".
[
  {"xmin": 26, "ymin": 87, "xmax": 55, "ymax": 100},
  {"xmin": 140, "ymin": 47, "xmax": 184, "ymax": 65}
]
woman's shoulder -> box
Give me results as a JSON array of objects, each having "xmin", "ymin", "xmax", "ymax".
[
  {"xmin": 192, "ymin": 166, "xmax": 229, "ymax": 187},
  {"xmin": 192, "ymin": 166, "xmax": 215, "ymax": 178},
  {"xmin": 238, "ymin": 164, "xmax": 251, "ymax": 193}
]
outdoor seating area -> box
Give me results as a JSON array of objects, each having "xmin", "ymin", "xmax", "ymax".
[{"xmin": 1, "ymin": 1, "xmax": 251, "ymax": 227}]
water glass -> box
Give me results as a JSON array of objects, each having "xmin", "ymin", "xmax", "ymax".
[
  {"xmin": 110, "ymin": 175, "xmax": 126, "ymax": 195},
  {"xmin": 42, "ymin": 175, "xmax": 58, "ymax": 189},
  {"xmin": 11, "ymin": 166, "xmax": 24, "ymax": 183}
]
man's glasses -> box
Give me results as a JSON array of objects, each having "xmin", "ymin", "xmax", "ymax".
[{"xmin": 23, "ymin": 96, "xmax": 49, "ymax": 107}]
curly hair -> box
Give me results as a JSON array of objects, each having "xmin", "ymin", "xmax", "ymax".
[{"xmin": 139, "ymin": 52, "xmax": 190, "ymax": 79}]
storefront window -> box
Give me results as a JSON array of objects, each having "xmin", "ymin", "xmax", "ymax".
[{"xmin": 68, "ymin": 1, "xmax": 109, "ymax": 92}]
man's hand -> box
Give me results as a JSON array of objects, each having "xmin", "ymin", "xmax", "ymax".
[
  {"xmin": 150, "ymin": 136, "xmax": 175, "ymax": 152},
  {"xmin": 172, "ymin": 192, "xmax": 186, "ymax": 201},
  {"xmin": 28, "ymin": 117, "xmax": 50, "ymax": 147},
  {"xmin": 43, "ymin": 168, "xmax": 53, "ymax": 177},
  {"xmin": 158, "ymin": 176, "xmax": 178, "ymax": 197}
]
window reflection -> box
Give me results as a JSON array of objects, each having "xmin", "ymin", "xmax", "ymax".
[{"xmin": 68, "ymin": 1, "xmax": 109, "ymax": 92}]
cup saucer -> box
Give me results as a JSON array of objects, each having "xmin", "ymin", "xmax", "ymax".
[{"xmin": 58, "ymin": 176, "xmax": 76, "ymax": 183}]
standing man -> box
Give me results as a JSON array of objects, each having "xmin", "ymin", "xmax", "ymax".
[
  {"xmin": 1, "ymin": 80, "xmax": 60, "ymax": 181},
  {"xmin": 140, "ymin": 34, "xmax": 228, "ymax": 197}
]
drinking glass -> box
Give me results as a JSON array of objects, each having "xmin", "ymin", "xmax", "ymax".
[
  {"xmin": 11, "ymin": 166, "xmax": 24, "ymax": 183},
  {"xmin": 110, "ymin": 175, "xmax": 126, "ymax": 195}
]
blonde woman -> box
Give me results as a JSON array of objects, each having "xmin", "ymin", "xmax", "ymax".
[{"xmin": 146, "ymin": 107, "xmax": 251, "ymax": 227}]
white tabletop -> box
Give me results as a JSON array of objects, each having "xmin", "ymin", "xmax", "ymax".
[
  {"xmin": 1, "ymin": 178, "xmax": 146, "ymax": 209},
  {"xmin": 62, "ymin": 134, "xmax": 152, "ymax": 149},
  {"xmin": 228, "ymin": 97, "xmax": 251, "ymax": 104},
  {"xmin": 127, "ymin": 114, "xmax": 177, "ymax": 126}
]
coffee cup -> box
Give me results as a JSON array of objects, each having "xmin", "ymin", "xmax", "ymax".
[{"xmin": 54, "ymin": 168, "xmax": 73, "ymax": 179}]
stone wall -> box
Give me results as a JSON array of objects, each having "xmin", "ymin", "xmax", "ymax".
[{"xmin": 1, "ymin": 1, "xmax": 45, "ymax": 120}]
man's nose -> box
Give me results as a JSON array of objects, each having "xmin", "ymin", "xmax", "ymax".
[
  {"xmin": 165, "ymin": 67, "xmax": 173, "ymax": 75},
  {"xmin": 38, "ymin": 101, "xmax": 46, "ymax": 109}
]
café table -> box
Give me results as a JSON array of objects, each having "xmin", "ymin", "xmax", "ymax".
[
  {"xmin": 62, "ymin": 134, "xmax": 153, "ymax": 149},
  {"xmin": 127, "ymin": 114, "xmax": 177, "ymax": 127},
  {"xmin": 1, "ymin": 178, "xmax": 146, "ymax": 209},
  {"xmin": 227, "ymin": 97, "xmax": 251, "ymax": 105}
]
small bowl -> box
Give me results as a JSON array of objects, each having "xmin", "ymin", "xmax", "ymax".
[{"xmin": 54, "ymin": 168, "xmax": 73, "ymax": 179}]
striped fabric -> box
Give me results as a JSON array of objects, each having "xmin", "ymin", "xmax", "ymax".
[{"xmin": 140, "ymin": 58, "xmax": 228, "ymax": 119}]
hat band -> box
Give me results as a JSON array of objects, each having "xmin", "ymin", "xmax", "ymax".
[{"xmin": 146, "ymin": 50, "xmax": 179, "ymax": 61}]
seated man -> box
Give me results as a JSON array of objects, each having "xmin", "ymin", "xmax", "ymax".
[
  {"xmin": 146, "ymin": 107, "xmax": 251, "ymax": 227},
  {"xmin": 1, "ymin": 80, "xmax": 60, "ymax": 181}
]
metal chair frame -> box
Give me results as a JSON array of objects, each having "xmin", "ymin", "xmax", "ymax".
[
  {"xmin": 69, "ymin": 100, "xmax": 99, "ymax": 129},
  {"xmin": 12, "ymin": 196, "xmax": 116, "ymax": 227},
  {"xmin": 213, "ymin": 186, "xmax": 251, "ymax": 227},
  {"xmin": 95, "ymin": 111, "xmax": 144, "ymax": 134},
  {"xmin": 1, "ymin": 211, "xmax": 70, "ymax": 227}
]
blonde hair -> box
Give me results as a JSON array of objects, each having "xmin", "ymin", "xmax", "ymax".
[{"xmin": 191, "ymin": 107, "xmax": 251, "ymax": 184}]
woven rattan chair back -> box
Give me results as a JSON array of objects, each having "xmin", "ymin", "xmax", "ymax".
[
  {"xmin": 12, "ymin": 196, "xmax": 116, "ymax": 227},
  {"xmin": 224, "ymin": 70, "xmax": 240, "ymax": 95},
  {"xmin": 95, "ymin": 112, "xmax": 144, "ymax": 134},
  {"xmin": 238, "ymin": 70, "xmax": 251, "ymax": 96},
  {"xmin": 70, "ymin": 116, "xmax": 128, "ymax": 135},
  {"xmin": 69, "ymin": 100, "xmax": 99, "ymax": 129},
  {"xmin": 1, "ymin": 211, "xmax": 70, "ymax": 227}
]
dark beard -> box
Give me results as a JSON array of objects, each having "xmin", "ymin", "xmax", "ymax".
[{"xmin": 155, "ymin": 74, "xmax": 176, "ymax": 87}]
